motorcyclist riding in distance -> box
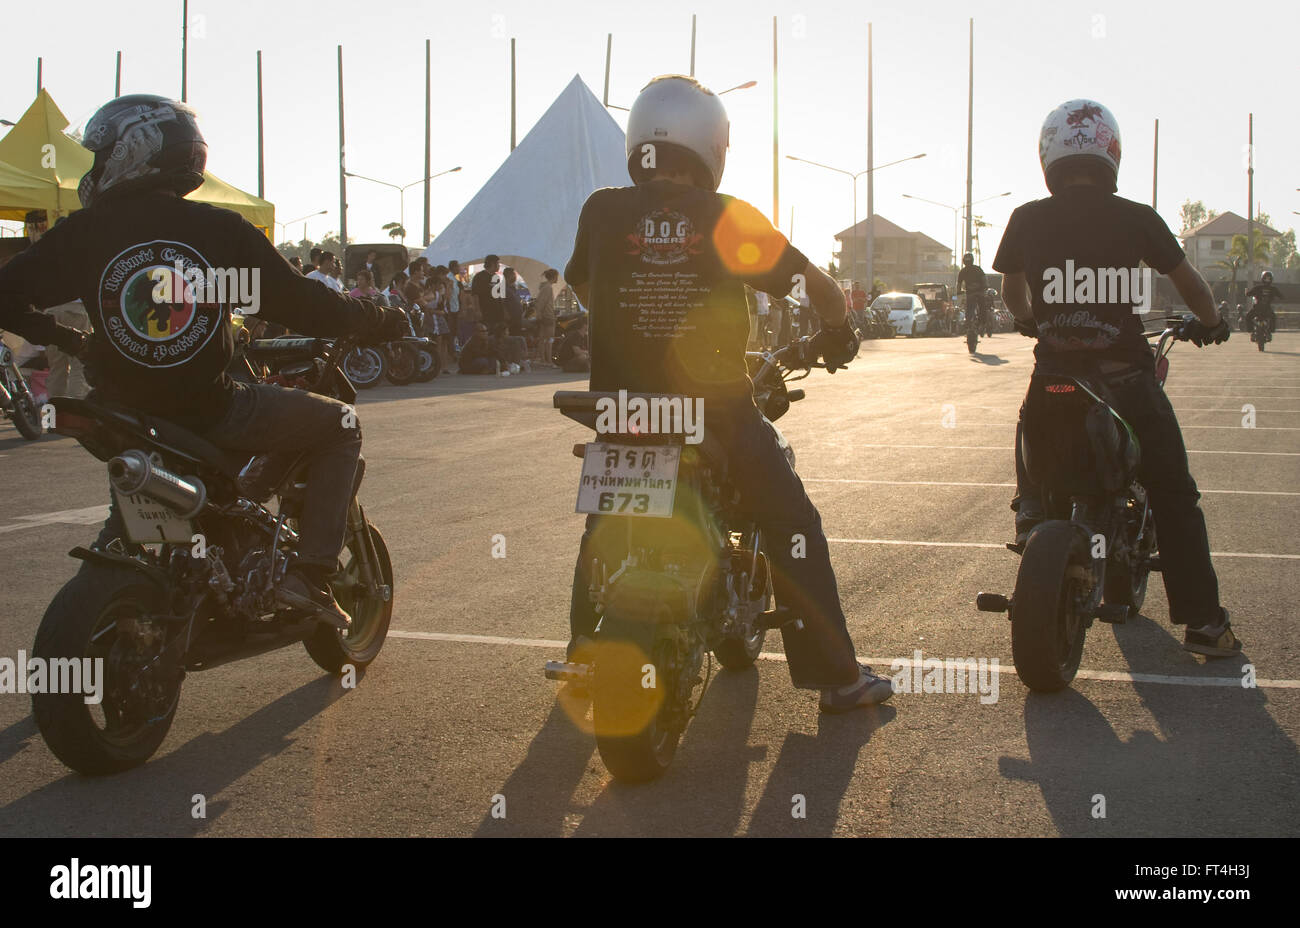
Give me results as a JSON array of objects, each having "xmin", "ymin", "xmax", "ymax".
[
  {"xmin": 562, "ymin": 74, "xmax": 892, "ymax": 712},
  {"xmin": 0, "ymin": 94, "xmax": 411, "ymax": 628},
  {"xmin": 994, "ymin": 98, "xmax": 1239, "ymax": 658},
  {"xmin": 957, "ymin": 252, "xmax": 989, "ymax": 328},
  {"xmin": 1244, "ymin": 270, "xmax": 1283, "ymax": 336}
]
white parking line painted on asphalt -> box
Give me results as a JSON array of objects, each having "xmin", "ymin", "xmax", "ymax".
[
  {"xmin": 802, "ymin": 478, "xmax": 1300, "ymax": 497},
  {"xmin": 384, "ymin": 630, "xmax": 1300, "ymax": 690},
  {"xmin": 839, "ymin": 443, "xmax": 1300, "ymax": 456},
  {"xmin": 825, "ymin": 537, "xmax": 1300, "ymax": 559},
  {"xmin": 0, "ymin": 505, "xmax": 109, "ymax": 534}
]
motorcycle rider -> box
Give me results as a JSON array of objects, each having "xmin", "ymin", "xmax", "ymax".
[
  {"xmin": 562, "ymin": 74, "xmax": 891, "ymax": 711},
  {"xmin": 0, "ymin": 94, "xmax": 410, "ymax": 628},
  {"xmin": 957, "ymin": 253, "xmax": 990, "ymax": 334},
  {"xmin": 1244, "ymin": 271, "xmax": 1283, "ymax": 339},
  {"xmin": 994, "ymin": 98, "xmax": 1239, "ymax": 657}
]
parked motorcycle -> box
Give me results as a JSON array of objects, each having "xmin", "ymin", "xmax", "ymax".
[
  {"xmin": 32, "ymin": 332, "xmax": 394, "ymax": 774},
  {"xmin": 544, "ymin": 337, "xmax": 830, "ymax": 782},
  {"xmin": 974, "ymin": 317, "xmax": 1195, "ymax": 691},
  {"xmin": 0, "ymin": 333, "xmax": 42, "ymax": 440}
]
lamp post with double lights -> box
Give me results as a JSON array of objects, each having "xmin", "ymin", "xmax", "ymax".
[
  {"xmin": 786, "ymin": 152, "xmax": 926, "ymax": 288},
  {"xmin": 275, "ymin": 209, "xmax": 328, "ymax": 247},
  {"xmin": 345, "ymin": 167, "xmax": 462, "ymax": 245}
]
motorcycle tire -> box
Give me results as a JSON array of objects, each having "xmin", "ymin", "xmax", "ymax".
[
  {"xmin": 713, "ymin": 553, "xmax": 771, "ymax": 671},
  {"xmin": 32, "ymin": 566, "xmax": 181, "ymax": 774},
  {"xmin": 304, "ymin": 521, "xmax": 394, "ymax": 674},
  {"xmin": 343, "ymin": 346, "xmax": 386, "ymax": 389},
  {"xmin": 385, "ymin": 342, "xmax": 420, "ymax": 386},
  {"xmin": 413, "ymin": 347, "xmax": 441, "ymax": 382},
  {"xmin": 1010, "ymin": 520, "xmax": 1091, "ymax": 692},
  {"xmin": 7, "ymin": 380, "xmax": 42, "ymax": 440},
  {"xmin": 592, "ymin": 601, "xmax": 684, "ymax": 783},
  {"xmin": 966, "ymin": 327, "xmax": 978, "ymax": 354}
]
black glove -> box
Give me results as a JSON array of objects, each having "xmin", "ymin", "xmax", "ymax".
[
  {"xmin": 811, "ymin": 318, "xmax": 860, "ymax": 373},
  {"xmin": 53, "ymin": 326, "xmax": 91, "ymax": 359},
  {"xmin": 1014, "ymin": 318, "xmax": 1038, "ymax": 338},
  {"xmin": 1184, "ymin": 314, "xmax": 1231, "ymax": 348}
]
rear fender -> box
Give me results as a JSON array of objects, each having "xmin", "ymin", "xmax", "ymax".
[{"xmin": 68, "ymin": 546, "xmax": 171, "ymax": 590}]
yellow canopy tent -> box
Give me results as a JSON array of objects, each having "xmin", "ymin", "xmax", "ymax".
[{"xmin": 0, "ymin": 90, "xmax": 274, "ymax": 233}]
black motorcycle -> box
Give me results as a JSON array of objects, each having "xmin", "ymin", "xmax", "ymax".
[
  {"xmin": 975, "ymin": 317, "xmax": 1193, "ymax": 690},
  {"xmin": 1251, "ymin": 311, "xmax": 1273, "ymax": 352},
  {"xmin": 32, "ymin": 333, "xmax": 394, "ymax": 774},
  {"xmin": 0, "ymin": 333, "xmax": 43, "ymax": 440},
  {"xmin": 544, "ymin": 338, "xmax": 827, "ymax": 782}
]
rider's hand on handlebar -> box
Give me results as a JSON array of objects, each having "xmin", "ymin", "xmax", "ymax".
[
  {"xmin": 1182, "ymin": 314, "xmax": 1231, "ymax": 348},
  {"xmin": 372, "ymin": 308, "xmax": 413, "ymax": 342},
  {"xmin": 1013, "ymin": 318, "xmax": 1038, "ymax": 338},
  {"xmin": 811, "ymin": 317, "xmax": 860, "ymax": 373}
]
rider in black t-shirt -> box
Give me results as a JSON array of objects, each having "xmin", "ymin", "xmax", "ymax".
[
  {"xmin": 957, "ymin": 253, "xmax": 989, "ymax": 332},
  {"xmin": 992, "ymin": 98, "xmax": 1239, "ymax": 658},
  {"xmin": 1244, "ymin": 271, "xmax": 1283, "ymax": 335},
  {"xmin": 562, "ymin": 74, "xmax": 891, "ymax": 711}
]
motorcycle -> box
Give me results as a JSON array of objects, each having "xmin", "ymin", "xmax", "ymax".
[
  {"xmin": 974, "ymin": 317, "xmax": 1194, "ymax": 691},
  {"xmin": 962, "ymin": 293, "xmax": 985, "ymax": 354},
  {"xmin": 0, "ymin": 333, "xmax": 43, "ymax": 440},
  {"xmin": 543, "ymin": 337, "xmax": 828, "ymax": 783},
  {"xmin": 31, "ymin": 332, "xmax": 394, "ymax": 774},
  {"xmin": 405, "ymin": 308, "xmax": 442, "ymax": 382},
  {"xmin": 1250, "ymin": 309, "xmax": 1273, "ymax": 352}
]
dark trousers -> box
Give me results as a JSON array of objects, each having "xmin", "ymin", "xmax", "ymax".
[
  {"xmin": 568, "ymin": 400, "xmax": 860, "ymax": 689},
  {"xmin": 1014, "ymin": 368, "xmax": 1221, "ymax": 626},
  {"xmin": 95, "ymin": 382, "xmax": 361, "ymax": 570}
]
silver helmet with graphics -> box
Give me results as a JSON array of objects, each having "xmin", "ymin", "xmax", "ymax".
[
  {"xmin": 625, "ymin": 75, "xmax": 729, "ymax": 191},
  {"xmin": 1038, "ymin": 99, "xmax": 1122, "ymax": 194},
  {"xmin": 77, "ymin": 94, "xmax": 207, "ymax": 208}
]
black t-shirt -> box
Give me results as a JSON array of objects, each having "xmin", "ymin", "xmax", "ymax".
[
  {"xmin": 0, "ymin": 190, "xmax": 385, "ymax": 429},
  {"xmin": 957, "ymin": 264, "xmax": 987, "ymax": 294},
  {"xmin": 1246, "ymin": 283, "xmax": 1283, "ymax": 309},
  {"xmin": 471, "ymin": 269, "xmax": 505, "ymax": 326},
  {"xmin": 993, "ymin": 186, "xmax": 1186, "ymax": 368},
  {"xmin": 564, "ymin": 180, "xmax": 808, "ymax": 398}
]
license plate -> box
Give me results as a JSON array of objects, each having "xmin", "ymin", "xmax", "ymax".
[
  {"xmin": 112, "ymin": 488, "xmax": 195, "ymax": 544},
  {"xmin": 576, "ymin": 443, "xmax": 680, "ymax": 518}
]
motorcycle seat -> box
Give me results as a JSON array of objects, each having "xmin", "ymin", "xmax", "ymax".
[{"xmin": 54, "ymin": 397, "xmax": 250, "ymax": 477}]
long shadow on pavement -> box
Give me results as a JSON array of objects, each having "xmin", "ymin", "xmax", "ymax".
[
  {"xmin": 1000, "ymin": 614, "xmax": 1299, "ymax": 836},
  {"xmin": 968, "ymin": 352, "xmax": 1009, "ymax": 366},
  {"xmin": 0, "ymin": 675, "xmax": 350, "ymax": 837}
]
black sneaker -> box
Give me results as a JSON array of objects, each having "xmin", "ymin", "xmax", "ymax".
[
  {"xmin": 277, "ymin": 568, "xmax": 352, "ymax": 630},
  {"xmin": 1183, "ymin": 609, "xmax": 1242, "ymax": 658},
  {"xmin": 819, "ymin": 664, "xmax": 894, "ymax": 713}
]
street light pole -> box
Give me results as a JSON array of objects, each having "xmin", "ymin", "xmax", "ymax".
[
  {"xmin": 346, "ymin": 168, "xmax": 462, "ymax": 245},
  {"xmin": 902, "ymin": 191, "xmax": 1010, "ymax": 288},
  {"xmin": 275, "ymin": 209, "xmax": 328, "ymax": 246}
]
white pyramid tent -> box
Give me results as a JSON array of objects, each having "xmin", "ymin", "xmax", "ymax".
[{"xmin": 422, "ymin": 75, "xmax": 628, "ymax": 287}]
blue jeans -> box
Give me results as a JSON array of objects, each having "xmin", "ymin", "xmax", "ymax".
[{"xmin": 568, "ymin": 399, "xmax": 861, "ymax": 689}]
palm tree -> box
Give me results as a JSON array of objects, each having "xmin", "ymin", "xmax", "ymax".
[
  {"xmin": 1214, "ymin": 234, "xmax": 1273, "ymax": 305},
  {"xmin": 382, "ymin": 221, "xmax": 407, "ymax": 243}
]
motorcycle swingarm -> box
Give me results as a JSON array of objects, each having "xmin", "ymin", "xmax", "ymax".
[{"xmin": 69, "ymin": 545, "xmax": 171, "ymax": 589}]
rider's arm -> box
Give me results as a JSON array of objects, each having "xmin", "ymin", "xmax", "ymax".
[
  {"xmin": 1166, "ymin": 259, "xmax": 1219, "ymax": 326},
  {"xmin": 0, "ymin": 221, "xmax": 89, "ymax": 352},
  {"xmin": 803, "ymin": 261, "xmax": 848, "ymax": 328},
  {"xmin": 237, "ymin": 219, "xmax": 388, "ymax": 338},
  {"xmin": 1001, "ymin": 272, "xmax": 1033, "ymax": 323}
]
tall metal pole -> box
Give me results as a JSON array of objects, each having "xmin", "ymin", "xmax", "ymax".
[
  {"xmin": 338, "ymin": 45, "xmax": 347, "ymax": 248},
  {"xmin": 964, "ymin": 18, "xmax": 974, "ymax": 256},
  {"xmin": 852, "ymin": 178, "xmax": 858, "ymax": 285},
  {"xmin": 181, "ymin": 0, "xmax": 188, "ymax": 102},
  {"xmin": 1247, "ymin": 113, "xmax": 1254, "ymax": 280},
  {"xmin": 423, "ymin": 39, "xmax": 432, "ymax": 247},
  {"xmin": 510, "ymin": 39, "xmax": 517, "ymax": 151},
  {"xmin": 690, "ymin": 14, "xmax": 697, "ymax": 76},
  {"xmin": 772, "ymin": 16, "xmax": 779, "ymax": 228},
  {"xmin": 256, "ymin": 51, "xmax": 265, "ymax": 199},
  {"xmin": 37, "ymin": 57, "xmax": 42, "ymax": 94},
  {"xmin": 115, "ymin": 51, "xmax": 122, "ymax": 96},
  {"xmin": 866, "ymin": 23, "xmax": 874, "ymax": 290},
  {"xmin": 603, "ymin": 34, "xmax": 612, "ymax": 107},
  {"xmin": 1151, "ymin": 118, "xmax": 1158, "ymax": 210}
]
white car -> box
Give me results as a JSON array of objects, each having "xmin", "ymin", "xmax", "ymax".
[{"xmin": 873, "ymin": 292, "xmax": 929, "ymax": 336}]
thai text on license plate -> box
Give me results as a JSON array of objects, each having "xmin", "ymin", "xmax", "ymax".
[
  {"xmin": 111, "ymin": 488, "xmax": 195, "ymax": 544},
  {"xmin": 576, "ymin": 443, "xmax": 680, "ymax": 518}
]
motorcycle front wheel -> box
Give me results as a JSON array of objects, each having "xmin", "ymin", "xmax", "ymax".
[
  {"xmin": 305, "ymin": 520, "xmax": 394, "ymax": 673},
  {"xmin": 5, "ymin": 374, "xmax": 42, "ymax": 440},
  {"xmin": 384, "ymin": 342, "xmax": 420, "ymax": 386},
  {"xmin": 343, "ymin": 346, "xmax": 386, "ymax": 388}
]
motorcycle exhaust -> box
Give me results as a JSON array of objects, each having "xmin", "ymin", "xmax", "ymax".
[{"xmin": 107, "ymin": 450, "xmax": 208, "ymax": 519}]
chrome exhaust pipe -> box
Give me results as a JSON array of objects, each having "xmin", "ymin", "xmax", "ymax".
[{"xmin": 107, "ymin": 450, "xmax": 207, "ymax": 519}]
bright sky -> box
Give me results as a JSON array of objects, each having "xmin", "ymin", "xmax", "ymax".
[{"xmin": 2, "ymin": 0, "xmax": 1296, "ymax": 268}]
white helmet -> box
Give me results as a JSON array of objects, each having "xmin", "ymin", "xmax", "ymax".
[
  {"xmin": 1038, "ymin": 99, "xmax": 1122, "ymax": 194},
  {"xmin": 625, "ymin": 75, "xmax": 729, "ymax": 191}
]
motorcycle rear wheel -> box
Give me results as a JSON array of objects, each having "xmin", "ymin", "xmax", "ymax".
[
  {"xmin": 1010, "ymin": 521, "xmax": 1090, "ymax": 692},
  {"xmin": 343, "ymin": 346, "xmax": 386, "ymax": 388},
  {"xmin": 592, "ymin": 604, "xmax": 685, "ymax": 783},
  {"xmin": 32, "ymin": 567, "xmax": 181, "ymax": 774},
  {"xmin": 413, "ymin": 347, "xmax": 441, "ymax": 382},
  {"xmin": 966, "ymin": 326, "xmax": 978, "ymax": 354},
  {"xmin": 304, "ymin": 521, "xmax": 394, "ymax": 673},
  {"xmin": 385, "ymin": 342, "xmax": 420, "ymax": 385}
]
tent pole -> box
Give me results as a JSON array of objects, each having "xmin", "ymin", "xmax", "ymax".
[
  {"xmin": 115, "ymin": 52, "xmax": 122, "ymax": 96},
  {"xmin": 603, "ymin": 34, "xmax": 611, "ymax": 106},
  {"xmin": 510, "ymin": 39, "xmax": 517, "ymax": 151},
  {"xmin": 181, "ymin": 0, "xmax": 188, "ymax": 102},
  {"xmin": 338, "ymin": 45, "xmax": 347, "ymax": 249},
  {"xmin": 37, "ymin": 57, "xmax": 42, "ymax": 94},
  {"xmin": 772, "ymin": 16, "xmax": 779, "ymax": 228},
  {"xmin": 424, "ymin": 38, "xmax": 432, "ymax": 247},
  {"xmin": 690, "ymin": 14, "xmax": 696, "ymax": 76},
  {"xmin": 256, "ymin": 51, "xmax": 265, "ymax": 199}
]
